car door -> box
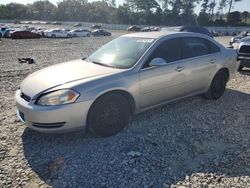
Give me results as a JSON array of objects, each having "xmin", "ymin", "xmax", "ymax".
[
  {"xmin": 58, "ymin": 30, "xmax": 64, "ymax": 37},
  {"xmin": 139, "ymin": 38, "xmax": 193, "ymax": 109},
  {"xmin": 181, "ymin": 37, "xmax": 221, "ymax": 92}
]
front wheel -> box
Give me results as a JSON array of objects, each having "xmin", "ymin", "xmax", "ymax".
[
  {"xmin": 87, "ymin": 93, "xmax": 131, "ymax": 137},
  {"xmin": 204, "ymin": 71, "xmax": 228, "ymax": 100}
]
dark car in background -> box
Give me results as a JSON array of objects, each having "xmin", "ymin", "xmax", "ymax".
[
  {"xmin": 11, "ymin": 30, "xmax": 41, "ymax": 39},
  {"xmin": 91, "ymin": 24, "xmax": 101, "ymax": 29},
  {"xmin": 127, "ymin": 25, "xmax": 141, "ymax": 32},
  {"xmin": 180, "ymin": 26, "xmax": 213, "ymax": 38},
  {"xmin": 91, "ymin": 29, "xmax": 111, "ymax": 36},
  {"xmin": 141, "ymin": 27, "xmax": 151, "ymax": 32},
  {"xmin": 163, "ymin": 26, "xmax": 213, "ymax": 38}
]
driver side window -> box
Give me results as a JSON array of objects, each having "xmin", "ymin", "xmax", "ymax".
[{"xmin": 143, "ymin": 38, "xmax": 182, "ymax": 68}]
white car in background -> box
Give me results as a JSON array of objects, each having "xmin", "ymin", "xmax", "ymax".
[
  {"xmin": 69, "ymin": 29, "xmax": 91, "ymax": 37},
  {"xmin": 44, "ymin": 29, "xmax": 71, "ymax": 38}
]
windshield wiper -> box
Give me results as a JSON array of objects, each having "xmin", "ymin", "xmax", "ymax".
[{"xmin": 91, "ymin": 61, "xmax": 115, "ymax": 68}]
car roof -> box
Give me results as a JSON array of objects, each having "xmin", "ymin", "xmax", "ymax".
[
  {"xmin": 123, "ymin": 31, "xmax": 176, "ymax": 39},
  {"xmin": 123, "ymin": 31, "xmax": 212, "ymax": 39}
]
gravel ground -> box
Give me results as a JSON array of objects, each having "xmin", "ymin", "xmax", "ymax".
[{"xmin": 0, "ymin": 33, "xmax": 250, "ymax": 188}]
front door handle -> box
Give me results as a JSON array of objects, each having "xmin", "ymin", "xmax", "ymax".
[
  {"xmin": 175, "ymin": 66, "xmax": 185, "ymax": 72},
  {"xmin": 209, "ymin": 59, "xmax": 216, "ymax": 64}
]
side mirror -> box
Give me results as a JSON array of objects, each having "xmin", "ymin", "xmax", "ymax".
[{"xmin": 149, "ymin": 58, "xmax": 167, "ymax": 67}]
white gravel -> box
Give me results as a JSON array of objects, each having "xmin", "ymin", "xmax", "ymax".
[{"xmin": 0, "ymin": 33, "xmax": 249, "ymax": 188}]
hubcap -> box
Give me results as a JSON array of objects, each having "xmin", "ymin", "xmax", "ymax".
[{"xmin": 99, "ymin": 102, "xmax": 121, "ymax": 129}]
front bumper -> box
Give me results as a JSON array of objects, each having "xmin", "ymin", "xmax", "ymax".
[
  {"xmin": 238, "ymin": 53, "xmax": 250, "ymax": 68},
  {"xmin": 15, "ymin": 90, "xmax": 92, "ymax": 133}
]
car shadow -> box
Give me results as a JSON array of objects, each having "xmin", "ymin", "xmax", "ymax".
[{"xmin": 22, "ymin": 89, "xmax": 250, "ymax": 187}]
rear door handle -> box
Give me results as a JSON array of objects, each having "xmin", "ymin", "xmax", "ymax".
[
  {"xmin": 175, "ymin": 66, "xmax": 185, "ymax": 72},
  {"xmin": 209, "ymin": 59, "xmax": 216, "ymax": 64}
]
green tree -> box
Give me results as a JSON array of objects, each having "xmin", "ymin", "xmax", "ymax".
[
  {"xmin": 126, "ymin": 0, "xmax": 159, "ymax": 13},
  {"xmin": 197, "ymin": 12, "xmax": 210, "ymax": 25},
  {"xmin": 31, "ymin": 0, "xmax": 57, "ymax": 20},
  {"xmin": 227, "ymin": 11, "xmax": 241, "ymax": 25},
  {"xmin": 2, "ymin": 3, "xmax": 29, "ymax": 19},
  {"xmin": 241, "ymin": 11, "xmax": 249, "ymax": 23}
]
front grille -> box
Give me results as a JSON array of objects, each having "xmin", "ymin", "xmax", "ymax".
[
  {"xmin": 239, "ymin": 45, "xmax": 250, "ymax": 53},
  {"xmin": 20, "ymin": 92, "xmax": 31, "ymax": 102},
  {"xmin": 32, "ymin": 122, "xmax": 65, "ymax": 129}
]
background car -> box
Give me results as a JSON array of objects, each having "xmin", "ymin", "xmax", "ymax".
[
  {"xmin": 31, "ymin": 28, "xmax": 45, "ymax": 37},
  {"xmin": 0, "ymin": 27, "xmax": 9, "ymax": 38},
  {"xmin": 178, "ymin": 26, "xmax": 214, "ymax": 38},
  {"xmin": 4, "ymin": 29, "xmax": 15, "ymax": 38},
  {"xmin": 91, "ymin": 29, "xmax": 111, "ymax": 36},
  {"xmin": 69, "ymin": 29, "xmax": 91, "ymax": 37},
  {"xmin": 127, "ymin": 25, "xmax": 141, "ymax": 32},
  {"xmin": 141, "ymin": 27, "xmax": 151, "ymax": 32},
  {"xmin": 91, "ymin": 24, "xmax": 101, "ymax": 29},
  {"xmin": 44, "ymin": 29, "xmax": 71, "ymax": 38},
  {"xmin": 162, "ymin": 26, "xmax": 213, "ymax": 38},
  {"xmin": 232, "ymin": 37, "xmax": 250, "ymax": 70},
  {"xmin": 230, "ymin": 30, "xmax": 250, "ymax": 46},
  {"xmin": 10, "ymin": 30, "xmax": 41, "ymax": 39}
]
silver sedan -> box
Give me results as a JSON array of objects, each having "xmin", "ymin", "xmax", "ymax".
[{"xmin": 15, "ymin": 31, "xmax": 239, "ymax": 137}]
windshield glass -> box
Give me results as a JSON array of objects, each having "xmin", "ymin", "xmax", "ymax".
[{"xmin": 87, "ymin": 37, "xmax": 154, "ymax": 69}]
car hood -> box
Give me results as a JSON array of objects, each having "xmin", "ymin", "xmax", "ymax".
[{"xmin": 20, "ymin": 59, "xmax": 121, "ymax": 98}]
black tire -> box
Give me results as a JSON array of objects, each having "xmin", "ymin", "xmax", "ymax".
[
  {"xmin": 51, "ymin": 34, "xmax": 56, "ymax": 38},
  {"xmin": 67, "ymin": 34, "xmax": 71, "ymax": 38},
  {"xmin": 87, "ymin": 93, "xmax": 131, "ymax": 137},
  {"xmin": 204, "ymin": 71, "xmax": 228, "ymax": 100}
]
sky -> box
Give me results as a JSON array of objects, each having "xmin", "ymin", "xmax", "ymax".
[{"xmin": 0, "ymin": 0, "xmax": 249, "ymax": 14}]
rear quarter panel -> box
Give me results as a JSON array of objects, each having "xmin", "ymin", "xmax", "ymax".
[{"xmin": 220, "ymin": 48, "xmax": 239, "ymax": 80}]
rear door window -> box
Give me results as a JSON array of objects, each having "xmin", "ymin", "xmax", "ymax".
[
  {"xmin": 182, "ymin": 37, "xmax": 210, "ymax": 59},
  {"xmin": 182, "ymin": 37, "xmax": 220, "ymax": 59}
]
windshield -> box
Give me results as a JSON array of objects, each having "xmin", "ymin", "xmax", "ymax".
[{"xmin": 87, "ymin": 37, "xmax": 154, "ymax": 69}]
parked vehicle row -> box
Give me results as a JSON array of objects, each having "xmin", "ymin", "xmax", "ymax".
[
  {"xmin": 127, "ymin": 25, "xmax": 161, "ymax": 32},
  {"xmin": 0, "ymin": 25, "xmax": 112, "ymax": 39}
]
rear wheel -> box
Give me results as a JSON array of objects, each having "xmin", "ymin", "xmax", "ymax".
[
  {"xmin": 87, "ymin": 93, "xmax": 131, "ymax": 137},
  {"xmin": 204, "ymin": 70, "xmax": 228, "ymax": 100}
]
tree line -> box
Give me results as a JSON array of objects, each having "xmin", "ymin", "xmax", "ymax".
[{"xmin": 0, "ymin": 0, "xmax": 249, "ymax": 26}]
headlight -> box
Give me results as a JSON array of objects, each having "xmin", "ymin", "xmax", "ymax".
[{"xmin": 36, "ymin": 89, "xmax": 80, "ymax": 106}]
